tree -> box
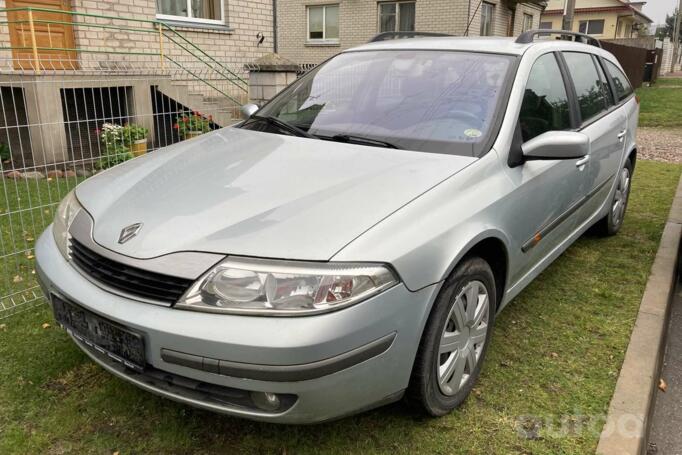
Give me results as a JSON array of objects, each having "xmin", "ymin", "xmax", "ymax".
[{"xmin": 656, "ymin": 9, "xmax": 682, "ymax": 41}]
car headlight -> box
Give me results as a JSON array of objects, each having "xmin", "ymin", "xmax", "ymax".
[
  {"xmin": 176, "ymin": 257, "xmax": 399, "ymax": 316},
  {"xmin": 53, "ymin": 190, "xmax": 83, "ymax": 259}
]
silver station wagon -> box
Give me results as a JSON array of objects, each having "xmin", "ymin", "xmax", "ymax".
[{"xmin": 36, "ymin": 30, "xmax": 639, "ymax": 423}]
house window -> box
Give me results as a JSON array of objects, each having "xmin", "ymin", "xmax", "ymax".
[
  {"xmin": 522, "ymin": 13, "xmax": 533, "ymax": 32},
  {"xmin": 307, "ymin": 5, "xmax": 339, "ymax": 42},
  {"xmin": 156, "ymin": 0, "xmax": 223, "ymax": 24},
  {"xmin": 379, "ymin": 2, "xmax": 416, "ymax": 33},
  {"xmin": 578, "ymin": 19, "xmax": 605, "ymax": 35},
  {"xmin": 539, "ymin": 21, "xmax": 553, "ymax": 29},
  {"xmin": 480, "ymin": 3, "xmax": 494, "ymax": 36}
]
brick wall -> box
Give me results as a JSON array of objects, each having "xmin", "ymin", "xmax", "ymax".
[
  {"xmin": 512, "ymin": 2, "xmax": 543, "ymax": 36},
  {"xmin": 277, "ymin": 0, "xmax": 545, "ymax": 64},
  {"xmin": 0, "ymin": 0, "xmax": 274, "ymax": 71}
]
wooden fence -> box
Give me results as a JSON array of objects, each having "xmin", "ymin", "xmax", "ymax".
[{"xmin": 601, "ymin": 41, "xmax": 663, "ymax": 88}]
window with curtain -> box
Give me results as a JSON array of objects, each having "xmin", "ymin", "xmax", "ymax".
[
  {"xmin": 379, "ymin": 2, "xmax": 416, "ymax": 33},
  {"xmin": 307, "ymin": 5, "xmax": 339, "ymax": 42},
  {"xmin": 156, "ymin": 0, "xmax": 223, "ymax": 23},
  {"xmin": 480, "ymin": 3, "xmax": 494, "ymax": 36}
]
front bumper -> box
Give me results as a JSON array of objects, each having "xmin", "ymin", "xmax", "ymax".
[{"xmin": 35, "ymin": 228, "xmax": 440, "ymax": 423}]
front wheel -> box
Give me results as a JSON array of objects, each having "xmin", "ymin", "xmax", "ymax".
[
  {"xmin": 407, "ymin": 257, "xmax": 496, "ymax": 416},
  {"xmin": 595, "ymin": 158, "xmax": 633, "ymax": 236}
]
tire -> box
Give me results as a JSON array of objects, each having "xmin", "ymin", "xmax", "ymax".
[
  {"xmin": 407, "ymin": 257, "xmax": 496, "ymax": 416},
  {"xmin": 594, "ymin": 158, "xmax": 633, "ymax": 236}
]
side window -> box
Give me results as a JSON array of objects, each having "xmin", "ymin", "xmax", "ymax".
[
  {"xmin": 593, "ymin": 56, "xmax": 614, "ymax": 105},
  {"xmin": 604, "ymin": 59, "xmax": 633, "ymax": 102},
  {"xmin": 563, "ymin": 52, "xmax": 609, "ymax": 123},
  {"xmin": 519, "ymin": 53, "xmax": 571, "ymax": 142}
]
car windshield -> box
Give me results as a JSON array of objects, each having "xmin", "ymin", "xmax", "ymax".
[{"xmin": 242, "ymin": 50, "xmax": 515, "ymax": 156}]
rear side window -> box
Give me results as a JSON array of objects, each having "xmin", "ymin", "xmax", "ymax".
[
  {"xmin": 593, "ymin": 56, "xmax": 614, "ymax": 105},
  {"xmin": 519, "ymin": 53, "xmax": 571, "ymax": 142},
  {"xmin": 563, "ymin": 52, "xmax": 609, "ymax": 123},
  {"xmin": 604, "ymin": 59, "xmax": 633, "ymax": 102}
]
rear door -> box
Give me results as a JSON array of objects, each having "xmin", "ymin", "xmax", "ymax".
[
  {"xmin": 602, "ymin": 58, "xmax": 638, "ymax": 161},
  {"xmin": 561, "ymin": 51, "xmax": 627, "ymax": 222}
]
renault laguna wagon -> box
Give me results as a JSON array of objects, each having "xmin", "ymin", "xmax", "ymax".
[{"xmin": 36, "ymin": 30, "xmax": 638, "ymax": 423}]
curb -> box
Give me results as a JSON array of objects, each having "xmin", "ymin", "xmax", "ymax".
[{"xmin": 596, "ymin": 175, "xmax": 682, "ymax": 455}]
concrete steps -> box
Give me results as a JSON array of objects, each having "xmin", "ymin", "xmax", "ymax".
[{"xmin": 156, "ymin": 78, "xmax": 245, "ymax": 127}]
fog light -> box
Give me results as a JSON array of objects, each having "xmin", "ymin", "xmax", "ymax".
[{"xmin": 251, "ymin": 391, "xmax": 281, "ymax": 411}]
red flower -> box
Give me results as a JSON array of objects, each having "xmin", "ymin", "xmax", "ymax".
[
  {"xmin": 173, "ymin": 123, "xmax": 179, "ymax": 130},
  {"xmin": 182, "ymin": 116, "xmax": 189, "ymax": 123}
]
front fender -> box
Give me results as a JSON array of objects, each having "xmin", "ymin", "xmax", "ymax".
[{"xmin": 332, "ymin": 151, "xmax": 516, "ymax": 294}]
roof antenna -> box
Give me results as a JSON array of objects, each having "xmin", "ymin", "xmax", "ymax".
[{"xmin": 464, "ymin": 0, "xmax": 484, "ymax": 36}]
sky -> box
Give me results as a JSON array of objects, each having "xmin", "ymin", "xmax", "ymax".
[{"xmin": 642, "ymin": 0, "xmax": 678, "ymax": 25}]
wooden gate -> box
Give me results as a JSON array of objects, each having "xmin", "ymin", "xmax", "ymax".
[{"xmin": 6, "ymin": 0, "xmax": 78, "ymax": 70}]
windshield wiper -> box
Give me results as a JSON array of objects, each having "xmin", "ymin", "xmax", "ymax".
[
  {"xmin": 247, "ymin": 114, "xmax": 315, "ymax": 139},
  {"xmin": 321, "ymin": 134, "xmax": 399, "ymax": 149}
]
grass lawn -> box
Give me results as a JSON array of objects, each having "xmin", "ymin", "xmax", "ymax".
[
  {"xmin": 636, "ymin": 78, "xmax": 682, "ymax": 128},
  {"xmin": 0, "ymin": 160, "xmax": 680, "ymax": 454},
  {"xmin": 0, "ymin": 176, "xmax": 83, "ymax": 316}
]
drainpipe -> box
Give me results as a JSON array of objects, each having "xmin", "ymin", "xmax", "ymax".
[{"xmin": 273, "ymin": 0, "xmax": 278, "ymax": 53}]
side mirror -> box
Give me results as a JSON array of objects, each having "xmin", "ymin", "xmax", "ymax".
[
  {"xmin": 240, "ymin": 103, "xmax": 259, "ymax": 120},
  {"xmin": 522, "ymin": 131, "xmax": 589, "ymax": 160}
]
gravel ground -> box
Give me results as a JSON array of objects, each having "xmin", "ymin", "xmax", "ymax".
[{"xmin": 638, "ymin": 128, "xmax": 682, "ymax": 164}]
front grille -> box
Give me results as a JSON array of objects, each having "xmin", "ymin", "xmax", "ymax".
[{"xmin": 69, "ymin": 238, "xmax": 194, "ymax": 303}]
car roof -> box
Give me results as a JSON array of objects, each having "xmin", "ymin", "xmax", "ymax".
[{"xmin": 344, "ymin": 36, "xmax": 602, "ymax": 57}]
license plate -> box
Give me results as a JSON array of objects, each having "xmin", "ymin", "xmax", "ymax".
[{"xmin": 52, "ymin": 295, "xmax": 146, "ymax": 372}]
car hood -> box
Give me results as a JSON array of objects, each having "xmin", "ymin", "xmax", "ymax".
[{"xmin": 77, "ymin": 128, "xmax": 476, "ymax": 260}]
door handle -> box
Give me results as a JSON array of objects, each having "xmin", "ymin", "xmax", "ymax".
[
  {"xmin": 576, "ymin": 155, "xmax": 590, "ymax": 167},
  {"xmin": 617, "ymin": 130, "xmax": 627, "ymax": 141}
]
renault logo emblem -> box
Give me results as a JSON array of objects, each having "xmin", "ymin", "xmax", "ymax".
[{"xmin": 118, "ymin": 223, "xmax": 143, "ymax": 244}]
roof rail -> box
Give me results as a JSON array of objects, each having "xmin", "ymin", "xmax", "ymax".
[
  {"xmin": 368, "ymin": 31, "xmax": 452, "ymax": 43},
  {"xmin": 515, "ymin": 29, "xmax": 602, "ymax": 48}
]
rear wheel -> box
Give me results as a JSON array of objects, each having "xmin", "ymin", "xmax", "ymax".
[
  {"xmin": 407, "ymin": 257, "xmax": 496, "ymax": 416},
  {"xmin": 595, "ymin": 158, "xmax": 633, "ymax": 236}
]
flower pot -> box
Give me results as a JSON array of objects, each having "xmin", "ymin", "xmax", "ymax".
[
  {"xmin": 183, "ymin": 131, "xmax": 204, "ymax": 140},
  {"xmin": 131, "ymin": 139, "xmax": 147, "ymax": 157}
]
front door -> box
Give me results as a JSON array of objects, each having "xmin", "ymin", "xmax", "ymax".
[
  {"xmin": 6, "ymin": 0, "xmax": 78, "ymax": 70},
  {"xmin": 504, "ymin": 52, "xmax": 589, "ymax": 285}
]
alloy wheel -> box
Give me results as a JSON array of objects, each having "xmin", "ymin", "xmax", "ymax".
[
  {"xmin": 437, "ymin": 280, "xmax": 490, "ymax": 396},
  {"xmin": 612, "ymin": 166, "xmax": 631, "ymax": 227}
]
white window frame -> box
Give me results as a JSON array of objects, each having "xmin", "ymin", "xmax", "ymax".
[
  {"xmin": 578, "ymin": 19, "xmax": 605, "ymax": 36},
  {"xmin": 377, "ymin": 1, "xmax": 416, "ymax": 33},
  {"xmin": 306, "ymin": 4, "xmax": 340, "ymax": 44},
  {"xmin": 522, "ymin": 13, "xmax": 533, "ymax": 33},
  {"xmin": 480, "ymin": 2, "xmax": 494, "ymax": 36},
  {"xmin": 156, "ymin": 0, "xmax": 226, "ymax": 26}
]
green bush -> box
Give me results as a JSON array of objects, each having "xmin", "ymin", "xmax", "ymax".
[
  {"xmin": 0, "ymin": 143, "xmax": 10, "ymax": 162},
  {"xmin": 174, "ymin": 111, "xmax": 211, "ymax": 137},
  {"xmin": 96, "ymin": 145, "xmax": 134, "ymax": 170},
  {"xmin": 121, "ymin": 123, "xmax": 149, "ymax": 144}
]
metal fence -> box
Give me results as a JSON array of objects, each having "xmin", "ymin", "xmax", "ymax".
[{"xmin": 0, "ymin": 7, "xmax": 252, "ymax": 319}]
